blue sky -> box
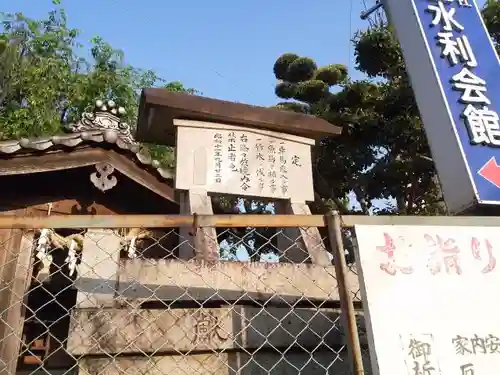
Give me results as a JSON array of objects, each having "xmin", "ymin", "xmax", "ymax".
[
  {"xmin": 4, "ymin": 0, "xmax": 371, "ymax": 107},
  {"xmin": 4, "ymin": 0, "xmax": 487, "ymax": 106}
]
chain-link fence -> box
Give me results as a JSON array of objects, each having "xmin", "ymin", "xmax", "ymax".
[{"xmin": 0, "ymin": 213, "xmax": 368, "ymax": 375}]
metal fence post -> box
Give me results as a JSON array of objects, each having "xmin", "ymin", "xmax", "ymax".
[{"xmin": 326, "ymin": 210, "xmax": 365, "ymax": 375}]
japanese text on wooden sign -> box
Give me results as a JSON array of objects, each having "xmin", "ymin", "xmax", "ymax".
[{"xmin": 174, "ymin": 120, "xmax": 315, "ymax": 202}]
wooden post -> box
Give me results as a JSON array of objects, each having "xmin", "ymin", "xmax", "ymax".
[
  {"xmin": 0, "ymin": 222, "xmax": 35, "ymax": 374},
  {"xmin": 275, "ymin": 201, "xmax": 331, "ymax": 266},
  {"xmin": 75, "ymin": 229, "xmax": 121, "ymax": 308},
  {"xmin": 326, "ymin": 211, "xmax": 364, "ymax": 375},
  {"xmin": 178, "ymin": 189, "xmax": 219, "ymax": 262}
]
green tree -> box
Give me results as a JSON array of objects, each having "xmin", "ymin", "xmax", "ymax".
[
  {"xmin": 483, "ymin": 0, "xmax": 500, "ymax": 53},
  {"xmin": 0, "ymin": 6, "xmax": 195, "ymax": 166},
  {"xmin": 272, "ymin": 1, "xmax": 500, "ymax": 216}
]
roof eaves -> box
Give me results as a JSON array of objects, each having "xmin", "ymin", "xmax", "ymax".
[{"xmin": 0, "ymin": 100, "xmax": 174, "ymax": 180}]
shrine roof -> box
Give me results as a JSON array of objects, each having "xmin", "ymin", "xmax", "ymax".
[
  {"xmin": 0, "ymin": 100, "xmax": 176, "ymax": 203},
  {"xmin": 136, "ymin": 89, "xmax": 342, "ymax": 146}
]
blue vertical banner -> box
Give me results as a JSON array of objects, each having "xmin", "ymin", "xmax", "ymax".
[{"xmin": 384, "ymin": 0, "xmax": 500, "ymax": 213}]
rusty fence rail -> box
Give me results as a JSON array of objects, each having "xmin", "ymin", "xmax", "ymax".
[{"xmin": 0, "ymin": 213, "xmax": 370, "ymax": 375}]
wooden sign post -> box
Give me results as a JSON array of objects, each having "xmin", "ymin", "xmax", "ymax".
[{"xmin": 137, "ymin": 90, "xmax": 342, "ymax": 264}]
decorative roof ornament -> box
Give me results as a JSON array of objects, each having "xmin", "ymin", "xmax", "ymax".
[
  {"xmin": 0, "ymin": 98, "xmax": 174, "ymax": 192},
  {"xmin": 67, "ymin": 99, "xmax": 136, "ymax": 146},
  {"xmin": 90, "ymin": 162, "xmax": 118, "ymax": 192}
]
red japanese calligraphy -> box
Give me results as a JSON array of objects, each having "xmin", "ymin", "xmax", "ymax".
[
  {"xmin": 425, "ymin": 234, "xmax": 462, "ymax": 275},
  {"xmin": 377, "ymin": 233, "xmax": 413, "ymax": 275},
  {"xmin": 471, "ymin": 237, "xmax": 496, "ymax": 274}
]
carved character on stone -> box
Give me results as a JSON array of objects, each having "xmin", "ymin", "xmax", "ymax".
[{"xmin": 192, "ymin": 310, "xmax": 229, "ymax": 345}]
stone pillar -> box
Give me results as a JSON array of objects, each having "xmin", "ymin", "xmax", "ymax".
[
  {"xmin": 75, "ymin": 229, "xmax": 121, "ymax": 308},
  {"xmin": 178, "ymin": 189, "xmax": 219, "ymax": 262},
  {"xmin": 276, "ymin": 200, "xmax": 332, "ymax": 266}
]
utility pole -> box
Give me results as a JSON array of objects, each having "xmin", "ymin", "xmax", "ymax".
[{"xmin": 360, "ymin": 0, "xmax": 383, "ymax": 20}]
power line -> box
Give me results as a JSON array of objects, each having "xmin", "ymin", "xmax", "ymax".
[{"xmin": 348, "ymin": 0, "xmax": 354, "ymax": 72}]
